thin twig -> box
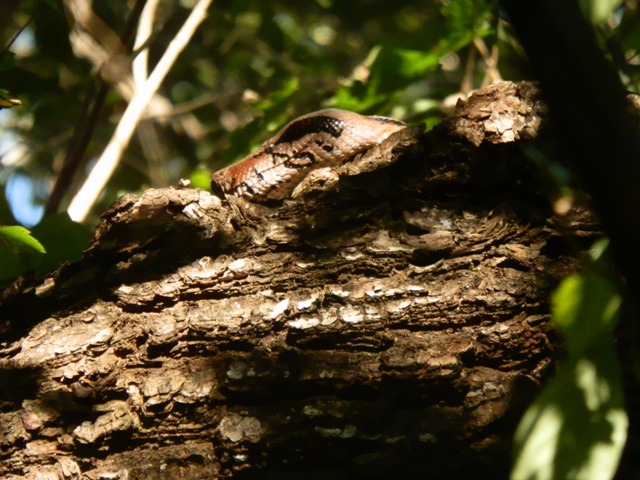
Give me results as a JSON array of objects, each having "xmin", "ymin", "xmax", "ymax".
[
  {"xmin": 1, "ymin": 16, "xmax": 33, "ymax": 59},
  {"xmin": 46, "ymin": 0, "xmax": 148, "ymax": 214},
  {"xmin": 132, "ymin": 0, "xmax": 166, "ymax": 186},
  {"xmin": 472, "ymin": 37, "xmax": 502, "ymax": 86},
  {"xmin": 67, "ymin": 0, "xmax": 213, "ymax": 222},
  {"xmin": 133, "ymin": 0, "xmax": 159, "ymax": 86}
]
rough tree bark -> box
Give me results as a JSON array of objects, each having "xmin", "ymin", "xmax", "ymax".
[{"xmin": 0, "ymin": 82, "xmax": 597, "ymax": 479}]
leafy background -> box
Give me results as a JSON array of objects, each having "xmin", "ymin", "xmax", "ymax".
[
  {"xmin": 0, "ymin": 0, "xmax": 518, "ymax": 229},
  {"xmin": 1, "ymin": 0, "xmax": 640, "ymax": 478}
]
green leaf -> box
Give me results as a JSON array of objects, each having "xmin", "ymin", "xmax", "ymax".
[
  {"xmin": 0, "ymin": 225, "xmax": 46, "ymax": 280},
  {"xmin": 0, "ymin": 216, "xmax": 91, "ymax": 281},
  {"xmin": 512, "ymin": 262, "xmax": 627, "ymax": 480},
  {"xmin": 333, "ymin": 47, "xmax": 441, "ymax": 112},
  {"xmin": 578, "ymin": 0, "xmax": 622, "ymax": 24},
  {"xmin": 552, "ymin": 270, "xmax": 621, "ymax": 355},
  {"xmin": 442, "ymin": 0, "xmax": 496, "ymax": 41},
  {"xmin": 512, "ymin": 348, "xmax": 627, "ymax": 480},
  {"xmin": 368, "ymin": 47, "xmax": 441, "ymax": 94},
  {"xmin": 0, "ymin": 225, "xmax": 46, "ymax": 253},
  {"xmin": 30, "ymin": 213, "xmax": 91, "ymax": 273}
]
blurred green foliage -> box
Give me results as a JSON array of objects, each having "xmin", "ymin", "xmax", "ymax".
[
  {"xmin": 0, "ymin": 0, "xmax": 508, "ymax": 227},
  {"xmin": 0, "ymin": 0, "xmax": 503, "ymax": 280},
  {"xmin": 512, "ymin": 241, "xmax": 627, "ymax": 480},
  {"xmin": 2, "ymin": 1, "xmax": 639, "ymax": 229},
  {"xmin": 0, "ymin": 215, "xmax": 90, "ymax": 280}
]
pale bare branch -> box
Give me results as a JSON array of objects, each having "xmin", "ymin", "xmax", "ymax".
[
  {"xmin": 67, "ymin": 0, "xmax": 214, "ymax": 222},
  {"xmin": 133, "ymin": 0, "xmax": 160, "ymax": 87}
]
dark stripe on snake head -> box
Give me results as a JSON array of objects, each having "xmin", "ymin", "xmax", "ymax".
[{"xmin": 274, "ymin": 116, "xmax": 344, "ymax": 146}]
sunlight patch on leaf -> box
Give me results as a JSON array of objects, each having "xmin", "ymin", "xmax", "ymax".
[
  {"xmin": 0, "ymin": 225, "xmax": 46, "ymax": 253},
  {"xmin": 512, "ymin": 256, "xmax": 627, "ymax": 480}
]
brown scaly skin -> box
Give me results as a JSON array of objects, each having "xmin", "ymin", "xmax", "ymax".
[{"xmin": 211, "ymin": 108, "xmax": 407, "ymax": 201}]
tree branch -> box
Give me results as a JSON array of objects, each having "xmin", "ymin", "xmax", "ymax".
[{"xmin": 67, "ymin": 0, "xmax": 213, "ymax": 222}]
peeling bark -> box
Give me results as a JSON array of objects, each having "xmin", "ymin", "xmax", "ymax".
[{"xmin": 0, "ymin": 82, "xmax": 598, "ymax": 479}]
